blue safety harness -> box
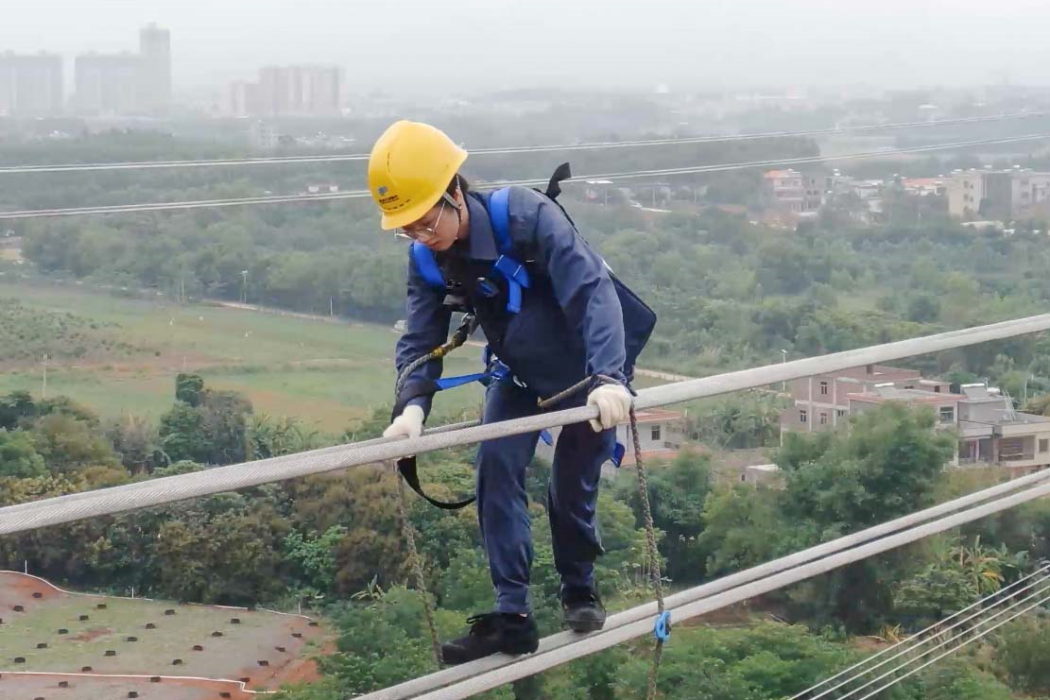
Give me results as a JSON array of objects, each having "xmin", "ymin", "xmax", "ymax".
[
  {"xmin": 399, "ymin": 184, "xmax": 629, "ymax": 466},
  {"xmin": 406, "ymin": 187, "xmax": 559, "ymax": 452},
  {"xmin": 410, "ymin": 186, "xmax": 533, "ymax": 390},
  {"xmin": 411, "ymin": 187, "xmax": 530, "ymax": 315}
]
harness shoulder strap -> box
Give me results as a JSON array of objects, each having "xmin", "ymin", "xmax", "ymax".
[
  {"xmin": 411, "ymin": 241, "xmax": 446, "ymax": 290},
  {"xmin": 489, "ymin": 187, "xmax": 513, "ymax": 254},
  {"xmin": 486, "ymin": 187, "xmax": 530, "ymax": 314}
]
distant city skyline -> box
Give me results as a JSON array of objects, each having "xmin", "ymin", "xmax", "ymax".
[
  {"xmin": 2, "ymin": 25, "xmax": 172, "ymax": 117},
  {"xmin": 2, "ymin": 0, "xmax": 1050, "ymax": 96}
]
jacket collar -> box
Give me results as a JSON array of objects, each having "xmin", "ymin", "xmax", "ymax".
[{"xmin": 447, "ymin": 192, "xmax": 498, "ymax": 261}]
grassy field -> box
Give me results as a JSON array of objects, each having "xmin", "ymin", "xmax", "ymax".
[
  {"xmin": 0, "ymin": 595, "xmax": 281, "ymax": 673},
  {"xmin": 0, "ymin": 572, "xmax": 324, "ymax": 691},
  {"xmin": 0, "ymin": 282, "xmax": 484, "ymax": 432}
]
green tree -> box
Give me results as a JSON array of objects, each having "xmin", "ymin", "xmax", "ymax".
[
  {"xmin": 0, "ymin": 390, "xmax": 37, "ymax": 430},
  {"xmin": 0, "ymin": 429, "xmax": 46, "ymax": 478},
  {"xmin": 153, "ymin": 495, "xmax": 287, "ymax": 604},
  {"xmin": 778, "ymin": 403, "xmax": 954, "ymax": 536},
  {"xmin": 198, "ymin": 389, "xmax": 253, "ymax": 464},
  {"xmin": 617, "ymin": 622, "xmax": 859, "ymax": 700},
  {"xmin": 272, "ymin": 678, "xmax": 352, "ymax": 700},
  {"xmin": 284, "ymin": 525, "xmax": 348, "ymax": 594},
  {"xmin": 592, "ymin": 493, "xmax": 650, "ymax": 597},
  {"xmin": 159, "ymin": 402, "xmax": 208, "ymax": 464},
  {"xmin": 440, "ymin": 547, "xmax": 493, "ymax": 612},
  {"xmin": 288, "ymin": 469, "xmax": 409, "ymax": 596},
  {"xmin": 37, "ymin": 396, "xmax": 102, "ymax": 425},
  {"xmin": 319, "ymin": 586, "xmax": 439, "ymax": 695},
  {"xmin": 31, "ymin": 413, "xmax": 120, "ymax": 473},
  {"xmin": 158, "ymin": 378, "xmax": 253, "ymax": 466},
  {"xmin": 250, "ymin": 414, "xmax": 324, "ymax": 458},
  {"xmin": 893, "ymin": 563, "xmax": 978, "ymax": 629},
  {"xmin": 106, "ymin": 413, "xmax": 165, "ymax": 473},
  {"xmin": 175, "ymin": 372, "xmax": 205, "ymax": 406},
  {"xmin": 698, "ymin": 484, "xmax": 779, "ymax": 578},
  {"xmin": 694, "ymin": 395, "xmax": 783, "ymax": 449},
  {"xmin": 906, "ymin": 293, "xmax": 941, "ymax": 323},
  {"xmin": 621, "ymin": 449, "xmax": 709, "ymax": 585},
  {"xmin": 776, "ymin": 403, "xmax": 955, "ymax": 631},
  {"xmin": 921, "ymin": 661, "xmax": 1015, "ymax": 700},
  {"xmin": 949, "ymin": 536, "xmax": 1012, "ymax": 595},
  {"xmin": 995, "ymin": 616, "xmax": 1050, "ymax": 695}
]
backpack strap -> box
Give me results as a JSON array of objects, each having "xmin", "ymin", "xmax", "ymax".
[
  {"xmin": 545, "ymin": 162, "xmax": 572, "ymax": 201},
  {"xmin": 411, "ymin": 241, "xmax": 446, "ymax": 290}
]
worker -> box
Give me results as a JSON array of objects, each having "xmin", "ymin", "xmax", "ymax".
[{"xmin": 368, "ymin": 120, "xmax": 653, "ymax": 665}]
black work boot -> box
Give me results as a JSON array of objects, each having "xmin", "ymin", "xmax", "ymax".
[
  {"xmin": 562, "ymin": 587, "xmax": 607, "ymax": 633},
  {"xmin": 440, "ymin": 612, "xmax": 539, "ymax": 666}
]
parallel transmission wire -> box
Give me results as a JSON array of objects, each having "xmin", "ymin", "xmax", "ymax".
[
  {"xmin": 792, "ymin": 562, "xmax": 1050, "ymax": 700},
  {"xmin": 0, "ymin": 112, "xmax": 1044, "ymax": 175},
  {"xmin": 850, "ymin": 586, "xmax": 1050, "ymax": 700},
  {"xmin": 2, "ymin": 133, "xmax": 1047, "ymax": 220},
  {"xmin": 839, "ymin": 576, "xmax": 1050, "ymax": 699}
]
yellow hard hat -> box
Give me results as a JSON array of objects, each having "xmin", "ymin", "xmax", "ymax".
[{"xmin": 368, "ymin": 120, "xmax": 468, "ymax": 231}]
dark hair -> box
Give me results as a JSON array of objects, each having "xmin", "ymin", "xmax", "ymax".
[{"xmin": 446, "ymin": 174, "xmax": 470, "ymax": 196}]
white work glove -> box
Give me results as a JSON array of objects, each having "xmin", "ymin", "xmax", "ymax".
[
  {"xmin": 587, "ymin": 383, "xmax": 633, "ymax": 432},
  {"xmin": 384, "ymin": 404, "xmax": 425, "ymax": 440}
]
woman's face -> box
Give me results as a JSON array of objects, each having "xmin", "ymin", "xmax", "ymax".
[{"xmin": 399, "ymin": 190, "xmax": 464, "ymax": 252}]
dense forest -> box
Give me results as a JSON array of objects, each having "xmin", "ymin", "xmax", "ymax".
[{"xmin": 3, "ymin": 376, "xmax": 1050, "ymax": 699}]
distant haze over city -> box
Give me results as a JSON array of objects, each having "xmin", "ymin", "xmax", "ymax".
[{"xmin": 2, "ymin": 0, "xmax": 1050, "ymax": 95}]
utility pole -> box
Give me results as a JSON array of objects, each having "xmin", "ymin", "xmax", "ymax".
[
  {"xmin": 41, "ymin": 354, "xmax": 48, "ymax": 398},
  {"xmin": 780, "ymin": 349, "xmax": 788, "ymax": 391},
  {"xmin": 241, "ymin": 270, "xmax": 248, "ymax": 304}
]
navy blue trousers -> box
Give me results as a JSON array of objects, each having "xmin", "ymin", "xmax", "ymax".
[{"xmin": 475, "ymin": 379, "xmax": 615, "ymax": 614}]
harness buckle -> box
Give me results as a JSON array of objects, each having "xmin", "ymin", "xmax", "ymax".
[{"xmin": 476, "ymin": 277, "xmax": 500, "ymax": 298}]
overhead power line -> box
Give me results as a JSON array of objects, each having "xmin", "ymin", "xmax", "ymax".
[
  {"xmin": 1, "ymin": 132, "xmax": 1046, "ymax": 220},
  {"xmin": 351, "ymin": 469, "xmax": 1050, "ymax": 700},
  {"xmin": 0, "ymin": 190, "xmax": 368, "ymax": 220},
  {"xmin": 0, "ymin": 112, "xmax": 1043, "ymax": 175},
  {"xmin": 793, "ymin": 564, "xmax": 1050, "ymax": 700},
  {"xmin": 0, "ymin": 312, "xmax": 1048, "ymax": 535},
  {"xmin": 368, "ymin": 477, "xmax": 1050, "ymax": 700},
  {"xmin": 2, "ymin": 315, "xmax": 1050, "ymax": 696},
  {"xmin": 850, "ymin": 586, "xmax": 1050, "ymax": 700}
]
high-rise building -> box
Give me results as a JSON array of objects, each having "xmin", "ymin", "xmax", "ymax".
[
  {"xmin": 229, "ymin": 80, "xmax": 262, "ymax": 117},
  {"xmin": 232, "ymin": 64, "xmax": 341, "ymax": 117},
  {"xmin": 0, "ymin": 52, "xmax": 63, "ymax": 116},
  {"xmin": 74, "ymin": 52, "xmax": 140, "ymax": 115},
  {"xmin": 73, "ymin": 25, "xmax": 172, "ymax": 116},
  {"xmin": 249, "ymin": 120, "xmax": 280, "ymax": 149},
  {"xmin": 138, "ymin": 23, "xmax": 171, "ymax": 114}
]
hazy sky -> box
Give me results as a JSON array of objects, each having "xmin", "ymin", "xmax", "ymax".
[{"xmin": 4, "ymin": 0, "xmax": 1050, "ymax": 93}]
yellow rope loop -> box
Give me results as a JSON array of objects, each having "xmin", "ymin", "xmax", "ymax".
[
  {"xmin": 392, "ymin": 466, "xmax": 443, "ymax": 667},
  {"xmin": 629, "ymin": 406, "xmax": 668, "ymax": 700}
]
